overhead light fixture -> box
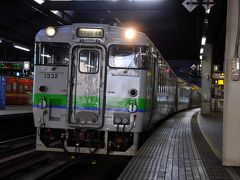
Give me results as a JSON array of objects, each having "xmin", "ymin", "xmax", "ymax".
[
  {"xmin": 34, "ymin": 0, "xmax": 44, "ymax": 4},
  {"xmin": 204, "ymin": 18, "xmax": 208, "ymax": 24},
  {"xmin": 41, "ymin": 54, "xmax": 51, "ymax": 58},
  {"xmin": 206, "ymin": 8, "xmax": 210, "ymax": 14},
  {"xmin": 200, "ymin": 55, "xmax": 203, "ymax": 60},
  {"xmin": 51, "ymin": 10, "xmax": 59, "ymax": 15},
  {"xmin": 200, "ymin": 48, "xmax": 204, "ymax": 54},
  {"xmin": 14, "ymin": 45, "xmax": 30, "ymax": 52},
  {"xmin": 201, "ymin": 37, "xmax": 206, "ymax": 45},
  {"xmin": 0, "ymin": 40, "xmax": 1, "ymax": 43}
]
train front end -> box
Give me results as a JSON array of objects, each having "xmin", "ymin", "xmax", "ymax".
[{"xmin": 33, "ymin": 24, "xmax": 149, "ymax": 156}]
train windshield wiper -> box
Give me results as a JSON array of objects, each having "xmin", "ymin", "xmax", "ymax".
[{"xmin": 124, "ymin": 55, "xmax": 138, "ymax": 73}]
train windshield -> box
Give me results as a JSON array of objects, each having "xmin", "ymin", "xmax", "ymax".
[
  {"xmin": 35, "ymin": 43, "xmax": 70, "ymax": 65},
  {"xmin": 108, "ymin": 45, "xmax": 147, "ymax": 69}
]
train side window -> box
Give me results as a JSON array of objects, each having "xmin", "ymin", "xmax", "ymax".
[
  {"xmin": 19, "ymin": 85, "xmax": 23, "ymax": 93},
  {"xmin": 79, "ymin": 50, "xmax": 99, "ymax": 73},
  {"xmin": 24, "ymin": 85, "xmax": 29, "ymax": 92},
  {"xmin": 6, "ymin": 84, "xmax": 12, "ymax": 93},
  {"xmin": 29, "ymin": 86, "xmax": 33, "ymax": 92},
  {"xmin": 13, "ymin": 82, "xmax": 17, "ymax": 93}
]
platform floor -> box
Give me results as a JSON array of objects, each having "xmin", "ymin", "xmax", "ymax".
[
  {"xmin": 0, "ymin": 105, "xmax": 32, "ymax": 115},
  {"xmin": 197, "ymin": 112, "xmax": 223, "ymax": 159},
  {"xmin": 118, "ymin": 109, "xmax": 234, "ymax": 180}
]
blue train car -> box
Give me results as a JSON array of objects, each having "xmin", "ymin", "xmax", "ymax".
[{"xmin": 0, "ymin": 76, "xmax": 6, "ymax": 109}]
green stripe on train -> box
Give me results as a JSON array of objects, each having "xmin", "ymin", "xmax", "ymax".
[
  {"xmin": 33, "ymin": 94, "xmax": 147, "ymax": 110},
  {"xmin": 33, "ymin": 94, "xmax": 67, "ymax": 106},
  {"xmin": 106, "ymin": 97, "xmax": 147, "ymax": 110}
]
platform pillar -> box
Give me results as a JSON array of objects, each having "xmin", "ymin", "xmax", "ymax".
[
  {"xmin": 223, "ymin": 0, "xmax": 240, "ymax": 166},
  {"xmin": 201, "ymin": 44, "xmax": 212, "ymax": 115}
]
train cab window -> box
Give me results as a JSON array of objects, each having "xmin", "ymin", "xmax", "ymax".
[
  {"xmin": 108, "ymin": 45, "xmax": 147, "ymax": 69},
  {"xmin": 35, "ymin": 43, "xmax": 70, "ymax": 65},
  {"xmin": 79, "ymin": 50, "xmax": 99, "ymax": 73}
]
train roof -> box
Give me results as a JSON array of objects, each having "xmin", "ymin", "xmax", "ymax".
[
  {"xmin": 35, "ymin": 23, "xmax": 151, "ymax": 47},
  {"xmin": 35, "ymin": 23, "xmax": 186, "ymax": 86}
]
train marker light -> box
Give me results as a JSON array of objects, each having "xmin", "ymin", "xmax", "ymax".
[
  {"xmin": 46, "ymin": 26, "xmax": 56, "ymax": 37},
  {"xmin": 39, "ymin": 97, "xmax": 47, "ymax": 109},
  {"xmin": 125, "ymin": 28, "xmax": 136, "ymax": 40},
  {"xmin": 128, "ymin": 103, "xmax": 137, "ymax": 113}
]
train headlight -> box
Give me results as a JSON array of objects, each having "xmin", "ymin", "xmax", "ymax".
[
  {"xmin": 39, "ymin": 98, "xmax": 47, "ymax": 109},
  {"xmin": 127, "ymin": 103, "xmax": 137, "ymax": 113},
  {"xmin": 46, "ymin": 26, "xmax": 56, "ymax": 37},
  {"xmin": 125, "ymin": 28, "xmax": 136, "ymax": 40}
]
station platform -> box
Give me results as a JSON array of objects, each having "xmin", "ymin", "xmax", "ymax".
[
  {"xmin": 0, "ymin": 105, "xmax": 32, "ymax": 115},
  {"xmin": 118, "ymin": 108, "xmax": 240, "ymax": 180}
]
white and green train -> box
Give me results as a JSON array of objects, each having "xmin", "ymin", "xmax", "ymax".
[{"xmin": 33, "ymin": 24, "xmax": 201, "ymax": 156}]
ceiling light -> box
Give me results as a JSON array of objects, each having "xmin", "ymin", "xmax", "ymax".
[
  {"xmin": 14, "ymin": 45, "xmax": 30, "ymax": 52},
  {"xmin": 34, "ymin": 0, "xmax": 44, "ymax": 4},
  {"xmin": 200, "ymin": 55, "xmax": 203, "ymax": 60},
  {"xmin": 41, "ymin": 54, "xmax": 51, "ymax": 58},
  {"xmin": 0, "ymin": 40, "xmax": 1, "ymax": 43},
  {"xmin": 201, "ymin": 37, "xmax": 206, "ymax": 45},
  {"xmin": 206, "ymin": 8, "xmax": 210, "ymax": 14},
  {"xmin": 200, "ymin": 48, "xmax": 204, "ymax": 54},
  {"xmin": 204, "ymin": 18, "xmax": 208, "ymax": 24},
  {"xmin": 51, "ymin": 10, "xmax": 59, "ymax": 15}
]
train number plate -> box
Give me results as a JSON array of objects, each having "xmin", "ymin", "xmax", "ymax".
[{"xmin": 44, "ymin": 73, "xmax": 59, "ymax": 79}]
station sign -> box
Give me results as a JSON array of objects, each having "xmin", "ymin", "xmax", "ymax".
[
  {"xmin": 213, "ymin": 79, "xmax": 224, "ymax": 85},
  {"xmin": 182, "ymin": 0, "xmax": 214, "ymax": 13},
  {"xmin": 202, "ymin": 0, "xmax": 215, "ymax": 12},
  {"xmin": 212, "ymin": 72, "xmax": 224, "ymax": 79},
  {"xmin": 182, "ymin": 0, "xmax": 198, "ymax": 12}
]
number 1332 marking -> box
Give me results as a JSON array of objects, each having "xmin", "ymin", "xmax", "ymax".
[{"xmin": 44, "ymin": 73, "xmax": 58, "ymax": 79}]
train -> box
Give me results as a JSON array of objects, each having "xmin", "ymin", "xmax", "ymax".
[
  {"xmin": 33, "ymin": 24, "xmax": 201, "ymax": 156},
  {"xmin": 6, "ymin": 77, "xmax": 33, "ymax": 105}
]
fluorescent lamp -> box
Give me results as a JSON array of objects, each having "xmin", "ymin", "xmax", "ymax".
[
  {"xmin": 41, "ymin": 54, "xmax": 51, "ymax": 58},
  {"xmin": 51, "ymin": 10, "xmax": 59, "ymax": 14},
  {"xmin": 14, "ymin": 45, "xmax": 30, "ymax": 52},
  {"xmin": 201, "ymin": 37, "xmax": 206, "ymax": 45},
  {"xmin": 200, "ymin": 55, "xmax": 203, "ymax": 60},
  {"xmin": 34, "ymin": 0, "xmax": 44, "ymax": 4},
  {"xmin": 206, "ymin": 8, "xmax": 210, "ymax": 14},
  {"xmin": 200, "ymin": 48, "xmax": 204, "ymax": 54}
]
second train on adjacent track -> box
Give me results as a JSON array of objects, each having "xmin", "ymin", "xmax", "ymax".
[{"xmin": 33, "ymin": 24, "xmax": 201, "ymax": 156}]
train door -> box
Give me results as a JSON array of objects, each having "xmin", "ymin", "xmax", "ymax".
[
  {"xmin": 147, "ymin": 53, "xmax": 157, "ymax": 128},
  {"xmin": 69, "ymin": 46, "xmax": 105, "ymax": 128}
]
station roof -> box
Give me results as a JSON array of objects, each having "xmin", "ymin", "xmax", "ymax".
[{"xmin": 0, "ymin": 0, "xmax": 227, "ymax": 85}]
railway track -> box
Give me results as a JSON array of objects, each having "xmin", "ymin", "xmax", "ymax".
[
  {"xmin": 0, "ymin": 134, "xmax": 36, "ymax": 159},
  {"xmin": 0, "ymin": 135, "xmax": 130, "ymax": 180},
  {"xmin": 0, "ymin": 113, "xmax": 35, "ymax": 141},
  {"xmin": 0, "ymin": 150, "xmax": 69, "ymax": 180}
]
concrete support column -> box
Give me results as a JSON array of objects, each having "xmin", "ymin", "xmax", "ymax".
[
  {"xmin": 223, "ymin": 0, "xmax": 240, "ymax": 166},
  {"xmin": 201, "ymin": 44, "xmax": 212, "ymax": 115}
]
